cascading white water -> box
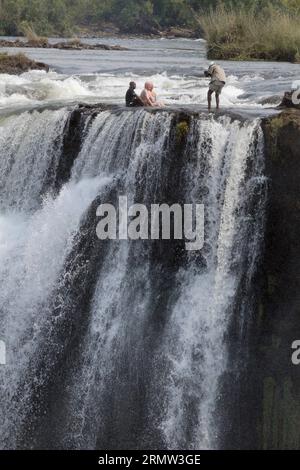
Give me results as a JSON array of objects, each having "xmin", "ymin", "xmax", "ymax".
[
  {"xmin": 0, "ymin": 109, "xmax": 70, "ymax": 211},
  {"xmin": 53, "ymin": 109, "xmax": 173, "ymax": 449},
  {"xmin": 0, "ymin": 106, "xmax": 265, "ymax": 450},
  {"xmin": 158, "ymin": 117, "xmax": 265, "ymax": 449}
]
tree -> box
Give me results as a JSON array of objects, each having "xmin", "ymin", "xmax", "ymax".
[{"xmin": 0, "ymin": 0, "xmax": 299, "ymax": 36}]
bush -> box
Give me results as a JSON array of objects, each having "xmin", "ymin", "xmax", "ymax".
[
  {"xmin": 0, "ymin": 52, "xmax": 49, "ymax": 74},
  {"xmin": 19, "ymin": 23, "xmax": 49, "ymax": 46},
  {"xmin": 198, "ymin": 3, "xmax": 300, "ymax": 62}
]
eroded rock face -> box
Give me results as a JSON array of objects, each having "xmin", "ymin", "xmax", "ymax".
[
  {"xmin": 255, "ymin": 110, "xmax": 300, "ymax": 449},
  {"xmin": 279, "ymin": 91, "xmax": 300, "ymax": 110}
]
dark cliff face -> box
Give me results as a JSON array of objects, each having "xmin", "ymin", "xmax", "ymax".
[{"xmin": 254, "ymin": 110, "xmax": 300, "ymax": 449}]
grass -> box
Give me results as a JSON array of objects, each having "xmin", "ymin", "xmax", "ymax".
[
  {"xmin": 19, "ymin": 23, "xmax": 49, "ymax": 47},
  {"xmin": 0, "ymin": 52, "xmax": 48, "ymax": 74},
  {"xmin": 198, "ymin": 4, "xmax": 300, "ymax": 63},
  {"xmin": 0, "ymin": 51, "xmax": 29, "ymax": 64}
]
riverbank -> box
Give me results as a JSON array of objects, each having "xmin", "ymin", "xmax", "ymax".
[
  {"xmin": 0, "ymin": 52, "xmax": 49, "ymax": 74},
  {"xmin": 0, "ymin": 38, "xmax": 128, "ymax": 51},
  {"xmin": 70, "ymin": 21, "xmax": 200, "ymax": 39},
  {"xmin": 199, "ymin": 5, "xmax": 300, "ymax": 63}
]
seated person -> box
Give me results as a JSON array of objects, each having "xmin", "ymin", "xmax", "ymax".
[
  {"xmin": 140, "ymin": 81, "xmax": 164, "ymax": 107},
  {"xmin": 125, "ymin": 81, "xmax": 143, "ymax": 107}
]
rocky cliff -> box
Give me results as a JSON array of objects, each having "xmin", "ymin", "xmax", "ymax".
[{"xmin": 250, "ymin": 109, "xmax": 300, "ymax": 449}]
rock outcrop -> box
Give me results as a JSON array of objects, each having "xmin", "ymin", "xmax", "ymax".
[
  {"xmin": 279, "ymin": 91, "xmax": 300, "ymax": 110},
  {"xmin": 258, "ymin": 109, "xmax": 300, "ymax": 449},
  {"xmin": 0, "ymin": 52, "xmax": 49, "ymax": 74},
  {"xmin": 0, "ymin": 38, "xmax": 128, "ymax": 51}
]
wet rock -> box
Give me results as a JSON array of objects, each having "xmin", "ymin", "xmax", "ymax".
[
  {"xmin": 161, "ymin": 27, "xmax": 201, "ymax": 39},
  {"xmin": 278, "ymin": 91, "xmax": 300, "ymax": 109},
  {"xmin": 0, "ymin": 38, "xmax": 128, "ymax": 51},
  {"xmin": 258, "ymin": 95, "xmax": 281, "ymax": 106},
  {"xmin": 253, "ymin": 109, "xmax": 300, "ymax": 449}
]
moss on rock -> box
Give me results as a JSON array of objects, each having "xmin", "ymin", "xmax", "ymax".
[{"xmin": 175, "ymin": 120, "xmax": 189, "ymax": 144}]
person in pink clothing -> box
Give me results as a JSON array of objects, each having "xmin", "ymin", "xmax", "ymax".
[
  {"xmin": 140, "ymin": 81, "xmax": 153, "ymax": 106},
  {"xmin": 140, "ymin": 81, "xmax": 164, "ymax": 107}
]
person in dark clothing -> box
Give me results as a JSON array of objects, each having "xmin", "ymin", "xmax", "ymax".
[{"xmin": 125, "ymin": 81, "xmax": 143, "ymax": 107}]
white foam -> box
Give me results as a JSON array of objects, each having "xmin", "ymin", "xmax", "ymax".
[
  {"xmin": 0, "ymin": 174, "xmax": 112, "ymax": 446},
  {"xmin": 0, "ymin": 69, "xmax": 265, "ymax": 109},
  {"xmin": 160, "ymin": 118, "xmax": 264, "ymax": 449}
]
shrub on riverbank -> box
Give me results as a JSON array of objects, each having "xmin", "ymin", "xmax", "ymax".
[
  {"xmin": 19, "ymin": 23, "xmax": 49, "ymax": 47},
  {"xmin": 0, "ymin": 52, "xmax": 49, "ymax": 74},
  {"xmin": 199, "ymin": 4, "xmax": 300, "ymax": 63}
]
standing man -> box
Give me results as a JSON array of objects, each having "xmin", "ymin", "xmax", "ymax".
[
  {"xmin": 204, "ymin": 62, "xmax": 226, "ymax": 111},
  {"xmin": 125, "ymin": 81, "xmax": 143, "ymax": 107}
]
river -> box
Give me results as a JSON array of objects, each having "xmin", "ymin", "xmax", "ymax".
[{"xmin": 0, "ymin": 37, "xmax": 299, "ymax": 111}]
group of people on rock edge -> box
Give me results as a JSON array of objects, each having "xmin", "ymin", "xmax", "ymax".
[
  {"xmin": 125, "ymin": 62, "xmax": 226, "ymax": 111},
  {"xmin": 125, "ymin": 81, "xmax": 164, "ymax": 108}
]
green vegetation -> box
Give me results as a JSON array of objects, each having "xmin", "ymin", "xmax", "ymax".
[
  {"xmin": 0, "ymin": 1, "xmax": 251, "ymax": 36},
  {"xmin": 0, "ymin": 50, "xmax": 25, "ymax": 63},
  {"xmin": 0, "ymin": 1, "xmax": 300, "ymax": 62},
  {"xmin": 0, "ymin": 0, "xmax": 214, "ymax": 36},
  {"xmin": 176, "ymin": 120, "xmax": 189, "ymax": 143},
  {"xmin": 199, "ymin": 2, "xmax": 300, "ymax": 63},
  {"xmin": 19, "ymin": 23, "xmax": 49, "ymax": 46}
]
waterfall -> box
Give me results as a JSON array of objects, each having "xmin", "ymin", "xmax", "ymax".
[{"xmin": 0, "ymin": 106, "xmax": 266, "ymax": 450}]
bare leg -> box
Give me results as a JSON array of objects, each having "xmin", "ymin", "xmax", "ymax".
[
  {"xmin": 208, "ymin": 90, "xmax": 213, "ymax": 111},
  {"xmin": 216, "ymin": 92, "xmax": 220, "ymax": 109}
]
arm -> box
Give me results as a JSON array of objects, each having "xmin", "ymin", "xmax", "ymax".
[
  {"xmin": 205, "ymin": 65, "xmax": 214, "ymax": 78},
  {"xmin": 140, "ymin": 90, "xmax": 153, "ymax": 106},
  {"xmin": 133, "ymin": 94, "xmax": 144, "ymax": 106}
]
